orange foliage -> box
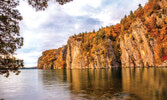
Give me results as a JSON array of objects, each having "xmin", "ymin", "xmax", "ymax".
[
  {"xmin": 112, "ymin": 32, "xmax": 117, "ymax": 38},
  {"xmin": 135, "ymin": 9, "xmax": 144, "ymax": 18},
  {"xmin": 89, "ymin": 33, "xmax": 95, "ymax": 39},
  {"xmin": 114, "ymin": 24, "xmax": 121, "ymax": 32},
  {"xmin": 104, "ymin": 27, "xmax": 111, "ymax": 36},
  {"xmin": 144, "ymin": 4, "xmax": 152, "ymax": 11},
  {"xmin": 152, "ymin": 29, "xmax": 159, "ymax": 36}
]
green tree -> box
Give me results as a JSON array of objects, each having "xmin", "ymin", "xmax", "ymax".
[
  {"xmin": 129, "ymin": 10, "xmax": 135, "ymax": 20},
  {"xmin": 84, "ymin": 39, "xmax": 90, "ymax": 52},
  {"xmin": 95, "ymin": 32, "xmax": 100, "ymax": 44},
  {"xmin": 81, "ymin": 33, "xmax": 84, "ymax": 43},
  {"xmin": 100, "ymin": 30, "xmax": 105, "ymax": 39},
  {"xmin": 138, "ymin": 4, "xmax": 142, "ymax": 9}
]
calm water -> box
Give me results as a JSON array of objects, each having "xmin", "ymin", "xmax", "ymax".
[{"xmin": 0, "ymin": 68, "xmax": 167, "ymax": 100}]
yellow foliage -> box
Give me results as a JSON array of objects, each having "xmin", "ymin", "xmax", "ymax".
[{"xmin": 129, "ymin": 34, "xmax": 132, "ymax": 39}]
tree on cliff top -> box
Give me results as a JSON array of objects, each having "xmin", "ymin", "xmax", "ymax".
[{"xmin": 0, "ymin": 0, "xmax": 73, "ymax": 77}]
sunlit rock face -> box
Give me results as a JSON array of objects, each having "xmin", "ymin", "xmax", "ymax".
[
  {"xmin": 120, "ymin": 13, "xmax": 167, "ymax": 67},
  {"xmin": 66, "ymin": 37, "xmax": 119, "ymax": 69},
  {"xmin": 120, "ymin": 0, "xmax": 167, "ymax": 67},
  {"xmin": 120, "ymin": 20, "xmax": 154, "ymax": 67},
  {"xmin": 66, "ymin": 37, "xmax": 83, "ymax": 69},
  {"xmin": 37, "ymin": 46, "xmax": 67, "ymax": 69}
]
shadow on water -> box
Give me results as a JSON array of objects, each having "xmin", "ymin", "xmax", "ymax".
[{"xmin": 40, "ymin": 68, "xmax": 167, "ymax": 100}]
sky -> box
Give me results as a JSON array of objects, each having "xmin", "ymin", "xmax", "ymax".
[{"xmin": 16, "ymin": 0, "xmax": 148, "ymax": 67}]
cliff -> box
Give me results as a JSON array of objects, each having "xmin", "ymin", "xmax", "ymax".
[
  {"xmin": 65, "ymin": 36, "xmax": 120, "ymax": 69},
  {"xmin": 38, "ymin": 46, "xmax": 67, "ymax": 69},
  {"xmin": 37, "ymin": 0, "xmax": 167, "ymax": 69}
]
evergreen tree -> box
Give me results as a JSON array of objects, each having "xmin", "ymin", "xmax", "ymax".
[
  {"xmin": 100, "ymin": 30, "xmax": 105, "ymax": 39},
  {"xmin": 129, "ymin": 11, "xmax": 135, "ymax": 20}
]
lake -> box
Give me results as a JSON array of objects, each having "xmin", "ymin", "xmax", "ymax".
[{"xmin": 0, "ymin": 68, "xmax": 167, "ymax": 100}]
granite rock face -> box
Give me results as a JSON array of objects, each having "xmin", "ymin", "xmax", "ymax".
[
  {"xmin": 120, "ymin": 18, "xmax": 167, "ymax": 67},
  {"xmin": 65, "ymin": 37, "xmax": 120, "ymax": 69},
  {"xmin": 37, "ymin": 46, "xmax": 67, "ymax": 69},
  {"xmin": 120, "ymin": 20, "xmax": 154, "ymax": 67}
]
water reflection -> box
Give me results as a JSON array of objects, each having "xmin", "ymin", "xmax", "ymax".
[
  {"xmin": 41, "ymin": 69, "xmax": 122, "ymax": 99},
  {"xmin": 122, "ymin": 68, "xmax": 167, "ymax": 100},
  {"xmin": 41, "ymin": 68, "xmax": 167, "ymax": 100},
  {"xmin": 0, "ymin": 68, "xmax": 167, "ymax": 100},
  {"xmin": 66, "ymin": 69, "xmax": 122, "ymax": 99}
]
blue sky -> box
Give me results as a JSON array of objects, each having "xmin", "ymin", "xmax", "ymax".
[{"xmin": 16, "ymin": 0, "xmax": 148, "ymax": 67}]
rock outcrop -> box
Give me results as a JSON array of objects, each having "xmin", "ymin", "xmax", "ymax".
[
  {"xmin": 65, "ymin": 37, "xmax": 119, "ymax": 69},
  {"xmin": 38, "ymin": 36, "xmax": 120, "ymax": 69},
  {"xmin": 37, "ymin": 0, "xmax": 167, "ymax": 69},
  {"xmin": 120, "ymin": 20, "xmax": 155, "ymax": 67},
  {"xmin": 37, "ymin": 46, "xmax": 67, "ymax": 69}
]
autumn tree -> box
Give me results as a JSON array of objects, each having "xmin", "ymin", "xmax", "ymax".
[{"xmin": 134, "ymin": 4, "xmax": 144, "ymax": 18}]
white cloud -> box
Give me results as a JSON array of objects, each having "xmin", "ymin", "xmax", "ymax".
[
  {"xmin": 16, "ymin": 0, "xmax": 148, "ymax": 67},
  {"xmin": 62, "ymin": 0, "xmax": 102, "ymax": 16}
]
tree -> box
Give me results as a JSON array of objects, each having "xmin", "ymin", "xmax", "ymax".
[
  {"xmin": 129, "ymin": 11, "xmax": 135, "ymax": 20},
  {"xmin": 138, "ymin": 4, "xmax": 143, "ymax": 10},
  {"xmin": 0, "ymin": 0, "xmax": 23, "ymax": 77},
  {"xmin": 134, "ymin": 4, "xmax": 144, "ymax": 18},
  {"xmin": 84, "ymin": 39, "xmax": 90, "ymax": 52},
  {"xmin": 100, "ymin": 30, "xmax": 105, "ymax": 39},
  {"xmin": 0, "ymin": 0, "xmax": 73, "ymax": 77},
  {"xmin": 28, "ymin": 0, "xmax": 73, "ymax": 11}
]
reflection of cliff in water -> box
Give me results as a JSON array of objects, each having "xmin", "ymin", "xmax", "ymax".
[
  {"xmin": 40, "ymin": 69, "xmax": 122, "ymax": 99},
  {"xmin": 66, "ymin": 69, "xmax": 122, "ymax": 99},
  {"xmin": 122, "ymin": 68, "xmax": 167, "ymax": 100},
  {"xmin": 40, "ymin": 68, "xmax": 167, "ymax": 100}
]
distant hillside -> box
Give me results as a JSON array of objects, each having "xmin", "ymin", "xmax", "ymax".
[{"xmin": 38, "ymin": 0, "xmax": 167, "ymax": 69}]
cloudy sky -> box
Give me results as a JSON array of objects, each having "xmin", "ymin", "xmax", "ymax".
[{"xmin": 16, "ymin": 0, "xmax": 147, "ymax": 67}]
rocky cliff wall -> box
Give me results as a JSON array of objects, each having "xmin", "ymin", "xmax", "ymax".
[
  {"xmin": 120, "ymin": 20, "xmax": 155, "ymax": 67},
  {"xmin": 38, "ymin": 36, "xmax": 120, "ymax": 69},
  {"xmin": 120, "ymin": 8, "xmax": 167, "ymax": 67},
  {"xmin": 65, "ymin": 37, "xmax": 119, "ymax": 69},
  {"xmin": 37, "ymin": 46, "xmax": 67, "ymax": 69}
]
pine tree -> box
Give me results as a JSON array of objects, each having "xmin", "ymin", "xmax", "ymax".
[{"xmin": 129, "ymin": 11, "xmax": 135, "ymax": 20}]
